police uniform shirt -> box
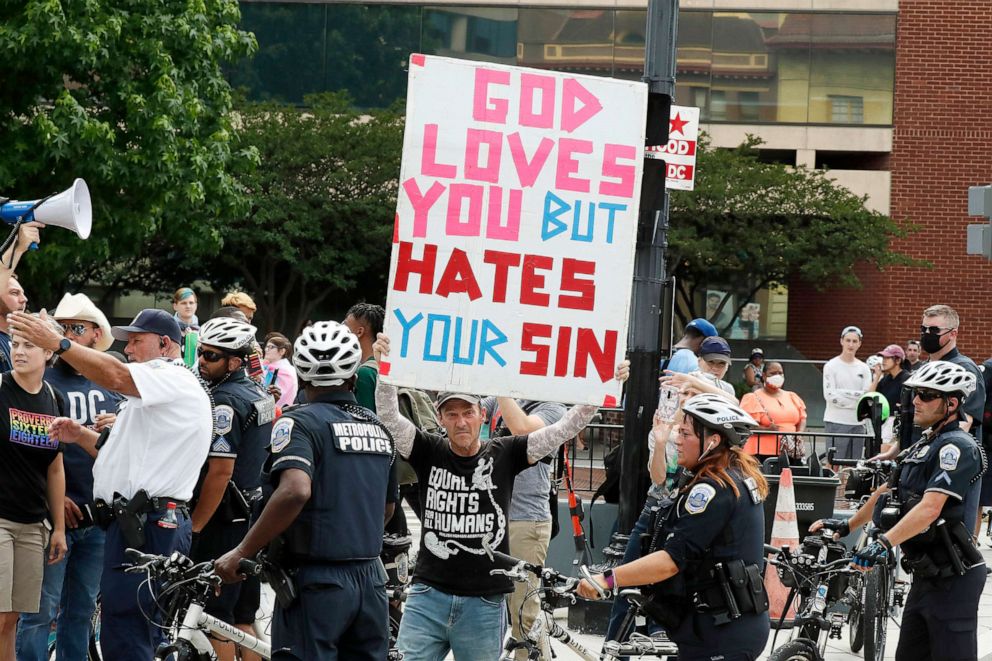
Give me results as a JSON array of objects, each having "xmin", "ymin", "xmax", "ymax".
[
  {"xmin": 406, "ymin": 428, "xmax": 531, "ymax": 597},
  {"xmin": 92, "ymin": 359, "xmax": 212, "ymax": 502},
  {"xmin": 46, "ymin": 361, "xmax": 122, "ymax": 508},
  {"xmin": 941, "ymin": 348, "xmax": 986, "ymax": 439},
  {"xmin": 891, "ymin": 421, "xmax": 983, "ymax": 556},
  {"xmin": 210, "ymin": 371, "xmax": 274, "ymax": 492},
  {"xmin": 267, "ymin": 391, "xmax": 394, "ymax": 563},
  {"xmin": 659, "ymin": 471, "xmax": 769, "ymax": 653}
]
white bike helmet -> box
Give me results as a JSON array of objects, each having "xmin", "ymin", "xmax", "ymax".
[
  {"xmin": 198, "ymin": 317, "xmax": 258, "ymax": 355},
  {"xmin": 294, "ymin": 321, "xmax": 362, "ymax": 386},
  {"xmin": 682, "ymin": 393, "xmax": 759, "ymax": 447},
  {"xmin": 903, "ymin": 360, "xmax": 976, "ymax": 398}
]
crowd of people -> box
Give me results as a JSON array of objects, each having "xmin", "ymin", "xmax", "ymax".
[{"xmin": 0, "ymin": 218, "xmax": 989, "ymax": 661}]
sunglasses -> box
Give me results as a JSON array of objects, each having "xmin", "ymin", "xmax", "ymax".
[
  {"xmin": 920, "ymin": 325, "xmax": 955, "ymax": 336},
  {"xmin": 197, "ymin": 349, "xmax": 230, "ymax": 363},
  {"xmin": 914, "ymin": 388, "xmax": 943, "ymax": 403},
  {"xmin": 60, "ymin": 323, "xmax": 91, "ymax": 337}
]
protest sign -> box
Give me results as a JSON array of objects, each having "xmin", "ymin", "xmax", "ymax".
[
  {"xmin": 382, "ymin": 54, "xmax": 647, "ymax": 405},
  {"xmin": 645, "ymin": 105, "xmax": 699, "ymax": 190}
]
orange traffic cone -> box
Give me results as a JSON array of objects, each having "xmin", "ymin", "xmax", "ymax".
[{"xmin": 765, "ymin": 465, "xmax": 800, "ymax": 625}]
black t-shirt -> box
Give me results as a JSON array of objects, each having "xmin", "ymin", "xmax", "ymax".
[
  {"xmin": 876, "ymin": 370, "xmax": 910, "ymax": 412},
  {"xmin": 0, "ymin": 373, "xmax": 66, "ymax": 523},
  {"xmin": 407, "ymin": 430, "xmax": 531, "ymax": 596}
]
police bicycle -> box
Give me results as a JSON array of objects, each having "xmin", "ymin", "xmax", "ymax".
[
  {"xmin": 124, "ymin": 549, "xmax": 272, "ymax": 660},
  {"xmin": 484, "ymin": 542, "xmax": 678, "ymax": 661},
  {"xmin": 381, "ymin": 533, "xmax": 412, "ymax": 659},
  {"xmin": 764, "ymin": 526, "xmax": 865, "ymax": 661},
  {"xmin": 829, "ymin": 449, "xmax": 907, "ymax": 661}
]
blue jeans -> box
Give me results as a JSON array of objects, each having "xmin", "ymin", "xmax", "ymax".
[
  {"xmin": 397, "ymin": 583, "xmax": 508, "ymax": 660},
  {"xmin": 16, "ymin": 525, "xmax": 105, "ymax": 661},
  {"xmin": 606, "ymin": 495, "xmax": 660, "ymax": 642}
]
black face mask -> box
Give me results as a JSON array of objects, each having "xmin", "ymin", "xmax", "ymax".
[{"xmin": 920, "ymin": 332, "xmax": 944, "ymax": 355}]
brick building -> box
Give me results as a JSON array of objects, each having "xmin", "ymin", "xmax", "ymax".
[{"xmin": 789, "ymin": 0, "xmax": 992, "ymax": 362}]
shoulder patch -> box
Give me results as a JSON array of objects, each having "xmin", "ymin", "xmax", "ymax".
[
  {"xmin": 939, "ymin": 443, "xmax": 961, "ymax": 471},
  {"xmin": 213, "ymin": 405, "xmax": 234, "ymax": 435},
  {"xmin": 685, "ymin": 483, "xmax": 717, "ymax": 515},
  {"xmin": 271, "ymin": 417, "xmax": 295, "ymax": 454},
  {"xmin": 743, "ymin": 476, "xmax": 762, "ymax": 504}
]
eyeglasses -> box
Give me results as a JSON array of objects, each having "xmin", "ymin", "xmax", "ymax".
[
  {"xmin": 60, "ymin": 323, "xmax": 91, "ymax": 337},
  {"xmin": 914, "ymin": 389, "xmax": 944, "ymax": 403},
  {"xmin": 197, "ymin": 349, "xmax": 230, "ymax": 363},
  {"xmin": 920, "ymin": 325, "xmax": 956, "ymax": 336},
  {"xmin": 264, "ymin": 343, "xmax": 278, "ymax": 350}
]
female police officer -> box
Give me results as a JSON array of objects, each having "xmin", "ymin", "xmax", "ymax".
[
  {"xmin": 579, "ymin": 394, "xmax": 770, "ymax": 661},
  {"xmin": 817, "ymin": 360, "xmax": 986, "ymax": 661}
]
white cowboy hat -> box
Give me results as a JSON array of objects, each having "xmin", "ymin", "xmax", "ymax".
[{"xmin": 52, "ymin": 293, "xmax": 114, "ymax": 352}]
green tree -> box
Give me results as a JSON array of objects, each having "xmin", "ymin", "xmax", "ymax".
[
  {"xmin": 209, "ymin": 93, "xmax": 404, "ymax": 333},
  {"xmin": 667, "ymin": 135, "xmax": 922, "ymax": 332},
  {"xmin": 0, "ymin": 0, "xmax": 257, "ymax": 305}
]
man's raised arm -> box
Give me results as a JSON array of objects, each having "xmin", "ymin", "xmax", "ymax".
[{"xmin": 372, "ymin": 333, "xmax": 415, "ymax": 459}]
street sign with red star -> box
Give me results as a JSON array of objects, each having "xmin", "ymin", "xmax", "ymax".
[{"xmin": 646, "ymin": 105, "xmax": 700, "ymax": 191}]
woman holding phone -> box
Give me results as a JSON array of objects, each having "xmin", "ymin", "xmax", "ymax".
[{"xmin": 262, "ymin": 333, "xmax": 297, "ymax": 408}]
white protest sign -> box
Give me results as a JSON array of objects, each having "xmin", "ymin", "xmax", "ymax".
[
  {"xmin": 645, "ymin": 105, "xmax": 699, "ymax": 191},
  {"xmin": 382, "ymin": 54, "xmax": 648, "ymax": 406}
]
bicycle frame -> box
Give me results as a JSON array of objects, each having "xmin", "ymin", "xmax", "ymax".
[{"xmin": 169, "ymin": 599, "xmax": 272, "ymax": 659}]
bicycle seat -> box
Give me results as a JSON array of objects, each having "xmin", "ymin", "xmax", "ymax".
[{"xmin": 618, "ymin": 588, "xmax": 647, "ymax": 609}]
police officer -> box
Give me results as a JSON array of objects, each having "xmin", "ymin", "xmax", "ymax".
[
  {"xmin": 191, "ymin": 317, "xmax": 273, "ymax": 661},
  {"xmin": 578, "ymin": 394, "xmax": 770, "ymax": 661},
  {"xmin": 818, "ymin": 361, "xmax": 986, "ymax": 660},
  {"xmin": 215, "ymin": 321, "xmax": 395, "ymax": 660}
]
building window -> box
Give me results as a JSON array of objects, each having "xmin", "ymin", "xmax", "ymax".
[
  {"xmin": 710, "ymin": 90, "xmax": 727, "ymax": 120},
  {"xmin": 829, "ymin": 95, "xmax": 864, "ymax": 124},
  {"xmin": 739, "ymin": 91, "xmax": 761, "ymax": 122}
]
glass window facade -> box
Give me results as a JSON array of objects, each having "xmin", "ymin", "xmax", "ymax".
[{"xmin": 230, "ymin": 3, "xmax": 895, "ymax": 126}]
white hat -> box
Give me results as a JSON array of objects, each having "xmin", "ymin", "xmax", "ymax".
[{"xmin": 52, "ymin": 293, "xmax": 114, "ymax": 352}]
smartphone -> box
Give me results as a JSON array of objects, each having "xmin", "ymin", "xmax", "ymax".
[
  {"xmin": 265, "ymin": 368, "xmax": 280, "ymax": 388},
  {"xmin": 657, "ymin": 384, "xmax": 681, "ymax": 423}
]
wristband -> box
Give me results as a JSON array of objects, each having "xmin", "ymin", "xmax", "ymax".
[
  {"xmin": 839, "ymin": 521, "xmax": 851, "ymax": 538},
  {"xmin": 603, "ymin": 569, "xmax": 616, "ymax": 593}
]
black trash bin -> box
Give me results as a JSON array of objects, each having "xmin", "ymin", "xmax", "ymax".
[{"xmin": 762, "ymin": 470, "xmax": 840, "ymax": 542}]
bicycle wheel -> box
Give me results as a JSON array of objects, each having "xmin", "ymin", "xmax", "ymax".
[
  {"xmin": 848, "ymin": 574, "xmax": 864, "ymax": 652},
  {"xmin": 766, "ymin": 639, "xmax": 821, "ymax": 661},
  {"xmin": 862, "ymin": 565, "xmax": 889, "ymax": 661}
]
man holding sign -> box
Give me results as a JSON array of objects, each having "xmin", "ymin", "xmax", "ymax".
[{"xmin": 374, "ymin": 333, "xmax": 627, "ymax": 659}]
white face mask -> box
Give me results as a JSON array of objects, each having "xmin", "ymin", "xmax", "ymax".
[{"xmin": 766, "ymin": 374, "xmax": 785, "ymax": 388}]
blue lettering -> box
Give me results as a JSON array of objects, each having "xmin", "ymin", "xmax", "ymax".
[
  {"xmin": 599, "ymin": 202, "xmax": 624, "ymax": 244},
  {"xmin": 452, "ymin": 317, "xmax": 478, "ymax": 365},
  {"xmin": 480, "ymin": 319, "xmax": 508, "ymax": 367},
  {"xmin": 424, "ymin": 314, "xmax": 451, "ymax": 362},
  {"xmin": 393, "ymin": 308, "xmax": 424, "ymax": 358},
  {"xmin": 542, "ymin": 191, "xmax": 570, "ymax": 241}
]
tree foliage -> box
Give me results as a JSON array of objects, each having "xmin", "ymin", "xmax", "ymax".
[
  {"xmin": 0, "ymin": 0, "xmax": 257, "ymax": 305},
  {"xmin": 207, "ymin": 93, "xmax": 404, "ymax": 333},
  {"xmin": 667, "ymin": 135, "xmax": 922, "ymax": 332}
]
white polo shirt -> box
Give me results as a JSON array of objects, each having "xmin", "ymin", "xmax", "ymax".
[{"xmin": 92, "ymin": 358, "xmax": 212, "ymax": 502}]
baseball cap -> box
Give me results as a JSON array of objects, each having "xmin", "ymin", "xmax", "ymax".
[
  {"xmin": 750, "ymin": 347, "xmax": 764, "ymax": 358},
  {"xmin": 435, "ymin": 392, "xmax": 481, "ymax": 409},
  {"xmin": 111, "ymin": 309, "xmax": 183, "ymax": 344},
  {"xmin": 879, "ymin": 344, "xmax": 906, "ymax": 360},
  {"xmin": 52, "ymin": 293, "xmax": 114, "ymax": 352},
  {"xmin": 700, "ymin": 336, "xmax": 732, "ymax": 364},
  {"xmin": 686, "ymin": 318, "xmax": 718, "ymax": 338},
  {"xmin": 840, "ymin": 325, "xmax": 863, "ymax": 338}
]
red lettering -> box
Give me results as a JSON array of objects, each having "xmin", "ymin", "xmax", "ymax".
[
  {"xmin": 554, "ymin": 326, "xmax": 571, "ymax": 377},
  {"xmin": 483, "ymin": 250, "xmax": 522, "ymax": 303},
  {"xmin": 435, "ymin": 249, "xmax": 483, "ymax": 300},
  {"xmin": 558, "ymin": 259, "xmax": 596, "ymax": 311},
  {"xmin": 393, "ymin": 242, "xmax": 437, "ymax": 294},
  {"xmin": 520, "ymin": 255, "xmax": 553, "ymax": 307},
  {"xmin": 520, "ymin": 323, "xmax": 552, "ymax": 376},
  {"xmin": 575, "ymin": 329, "xmax": 618, "ymax": 381}
]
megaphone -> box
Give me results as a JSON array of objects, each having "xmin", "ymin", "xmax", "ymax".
[{"xmin": 0, "ymin": 179, "xmax": 92, "ymax": 248}]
